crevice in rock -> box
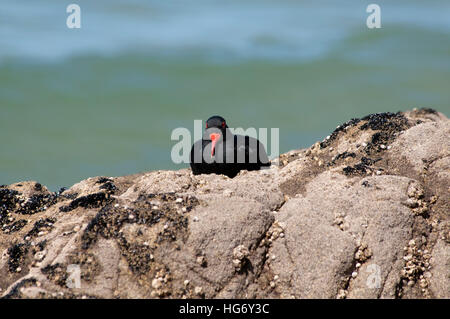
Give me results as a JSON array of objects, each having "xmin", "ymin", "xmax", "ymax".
[
  {"xmin": 395, "ymin": 237, "xmax": 432, "ymax": 298},
  {"xmin": 337, "ymin": 240, "xmax": 373, "ymax": 299},
  {"xmin": 1, "ymin": 277, "xmax": 37, "ymax": 299}
]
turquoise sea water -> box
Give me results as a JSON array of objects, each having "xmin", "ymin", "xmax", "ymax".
[{"xmin": 1, "ymin": 0, "xmax": 449, "ymax": 190}]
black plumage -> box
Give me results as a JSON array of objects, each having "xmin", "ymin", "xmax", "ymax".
[{"xmin": 190, "ymin": 116, "xmax": 270, "ymax": 177}]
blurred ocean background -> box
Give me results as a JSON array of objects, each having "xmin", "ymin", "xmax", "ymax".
[{"xmin": 1, "ymin": 0, "xmax": 449, "ymax": 190}]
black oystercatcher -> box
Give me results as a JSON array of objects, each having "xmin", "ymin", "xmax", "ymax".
[{"xmin": 190, "ymin": 116, "xmax": 270, "ymax": 177}]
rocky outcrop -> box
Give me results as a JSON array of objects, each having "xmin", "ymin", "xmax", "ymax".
[{"xmin": 0, "ymin": 109, "xmax": 448, "ymax": 299}]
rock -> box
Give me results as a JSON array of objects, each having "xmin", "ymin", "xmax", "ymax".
[
  {"xmin": 194, "ymin": 286, "xmax": 203, "ymax": 296},
  {"xmin": 429, "ymin": 239, "xmax": 449, "ymax": 298},
  {"xmin": 152, "ymin": 278, "xmax": 162, "ymax": 289},
  {"xmin": 0, "ymin": 109, "xmax": 448, "ymax": 299},
  {"xmin": 232, "ymin": 245, "xmax": 250, "ymax": 272},
  {"xmin": 33, "ymin": 251, "xmax": 46, "ymax": 262}
]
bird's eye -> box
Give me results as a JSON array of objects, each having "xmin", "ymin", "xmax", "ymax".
[
  {"xmin": 222, "ymin": 122, "xmax": 226, "ymax": 128},
  {"xmin": 205, "ymin": 123, "xmax": 208, "ymax": 128}
]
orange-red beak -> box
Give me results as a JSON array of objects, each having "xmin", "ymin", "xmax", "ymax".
[{"xmin": 210, "ymin": 133, "xmax": 221, "ymax": 157}]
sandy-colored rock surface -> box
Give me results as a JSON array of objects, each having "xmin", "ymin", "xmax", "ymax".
[{"xmin": 0, "ymin": 108, "xmax": 448, "ymax": 299}]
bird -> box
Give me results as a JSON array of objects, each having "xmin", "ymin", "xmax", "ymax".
[{"xmin": 190, "ymin": 115, "xmax": 270, "ymax": 177}]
